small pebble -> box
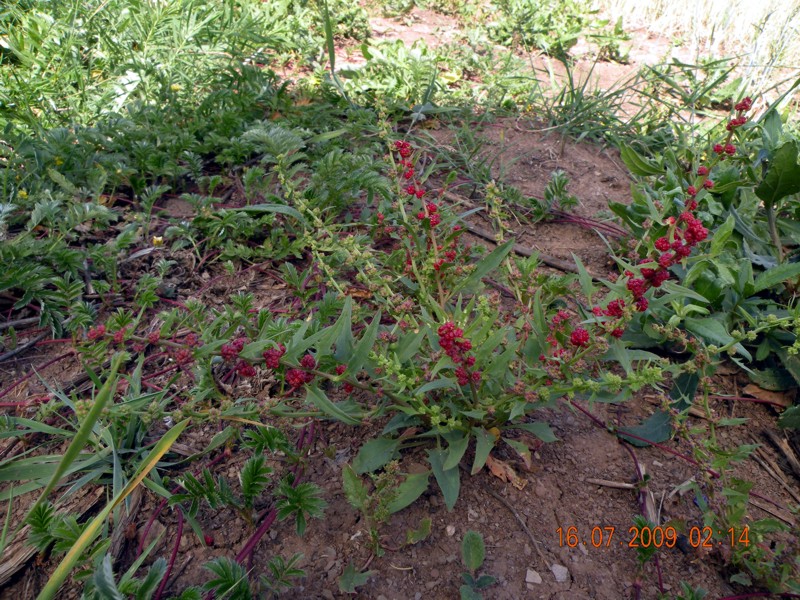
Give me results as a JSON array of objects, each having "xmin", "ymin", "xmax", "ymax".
[
  {"xmin": 526, "ymin": 569, "xmax": 543, "ymax": 584},
  {"xmin": 446, "ymin": 524, "xmax": 456, "ymax": 537},
  {"xmin": 551, "ymin": 564, "xmax": 570, "ymax": 583}
]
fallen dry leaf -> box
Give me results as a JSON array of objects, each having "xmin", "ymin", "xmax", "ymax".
[
  {"xmin": 743, "ymin": 384, "xmax": 793, "ymax": 408},
  {"xmin": 485, "ymin": 453, "xmax": 527, "ymax": 490}
]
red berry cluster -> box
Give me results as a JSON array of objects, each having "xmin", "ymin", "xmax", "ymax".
[
  {"xmin": 87, "ymin": 325, "xmax": 106, "ymax": 340},
  {"xmin": 394, "ymin": 140, "xmax": 412, "ymax": 159},
  {"xmin": 262, "ymin": 344, "xmax": 286, "ymax": 369},
  {"xmin": 569, "ymin": 327, "xmax": 590, "ymax": 347},
  {"xmin": 724, "ymin": 96, "xmax": 752, "ymax": 134},
  {"xmin": 285, "ymin": 353, "xmax": 317, "ymax": 389},
  {"xmin": 113, "ymin": 327, "xmax": 127, "ymax": 345},
  {"xmin": 417, "ymin": 201, "xmax": 441, "ymax": 227},
  {"xmin": 220, "ymin": 337, "xmax": 247, "ymax": 361},
  {"xmin": 174, "ymin": 347, "xmax": 193, "ymax": 366},
  {"xmin": 438, "ymin": 322, "xmax": 480, "ymax": 386},
  {"xmin": 394, "ymin": 141, "xmax": 425, "ymax": 198},
  {"xmin": 236, "ymin": 361, "xmax": 256, "ymax": 377}
]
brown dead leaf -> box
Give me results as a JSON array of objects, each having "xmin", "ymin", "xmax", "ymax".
[
  {"xmin": 743, "ymin": 384, "xmax": 793, "ymax": 408},
  {"xmin": 485, "ymin": 454, "xmax": 527, "ymax": 490},
  {"xmin": 345, "ymin": 287, "xmax": 373, "ymax": 300}
]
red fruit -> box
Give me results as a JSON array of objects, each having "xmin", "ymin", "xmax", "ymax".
[
  {"xmin": 471, "ymin": 371, "xmax": 482, "ymax": 383},
  {"xmin": 734, "ymin": 97, "xmax": 752, "ymax": 112},
  {"xmin": 415, "ymin": 189, "xmax": 425, "ymax": 198},
  {"xmin": 658, "ymin": 252, "xmax": 674, "ymax": 268},
  {"xmin": 724, "ymin": 143, "xmax": 736, "ymax": 155},
  {"xmin": 343, "ymin": 382, "xmax": 355, "ymax": 394},
  {"xmin": 697, "ymin": 166, "xmax": 709, "ymax": 176},
  {"xmin": 404, "ymin": 169, "xmax": 414, "ymax": 179},
  {"xmin": 703, "ymin": 179, "xmax": 714, "ymax": 189},
  {"xmin": 605, "ymin": 299, "xmax": 625, "ymax": 317},
  {"xmin": 654, "ymin": 237, "xmax": 670, "ymax": 251},
  {"xmin": 335, "ymin": 364, "xmax": 347, "ymax": 375},
  {"xmin": 147, "ymin": 331, "xmax": 160, "ymax": 345},
  {"xmin": 87, "ymin": 325, "xmax": 106, "ymax": 341},
  {"xmin": 687, "ymin": 186, "xmax": 697, "ymax": 196},
  {"xmin": 300, "ymin": 354, "xmax": 316, "ymax": 370},
  {"xmin": 286, "ymin": 369, "xmax": 307, "ymax": 388},
  {"xmin": 175, "ymin": 348, "xmax": 193, "ymax": 365},
  {"xmin": 204, "ymin": 534, "xmax": 214, "ymax": 546},
  {"xmin": 610, "ymin": 328, "xmax": 625, "ymax": 338},
  {"xmin": 569, "ymin": 327, "xmax": 590, "ymax": 347},
  {"xmin": 113, "ymin": 327, "xmax": 127, "ymax": 345},
  {"xmin": 429, "ymin": 214, "xmax": 441, "ymax": 226},
  {"xmin": 236, "ymin": 361, "xmax": 256, "ymax": 377},
  {"xmin": 626, "ymin": 278, "xmax": 646, "ymax": 299},
  {"xmin": 635, "ymin": 297, "xmax": 649, "ymax": 312},
  {"xmin": 263, "ymin": 344, "xmax": 286, "ymax": 369},
  {"xmin": 713, "ymin": 144, "xmax": 724, "ymax": 154}
]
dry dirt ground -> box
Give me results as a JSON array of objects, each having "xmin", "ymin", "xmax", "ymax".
[{"xmin": 1, "ymin": 6, "xmax": 799, "ymax": 600}]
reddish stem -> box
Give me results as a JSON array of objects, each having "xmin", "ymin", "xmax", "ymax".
[
  {"xmin": 158, "ymin": 297, "xmax": 190, "ymax": 312},
  {"xmin": 154, "ymin": 508, "xmax": 184, "ymax": 600},
  {"xmin": 0, "ymin": 351, "xmax": 74, "ymax": 400},
  {"xmin": 567, "ymin": 398, "xmax": 720, "ymax": 478},
  {"xmin": 34, "ymin": 338, "xmax": 73, "ymax": 346},
  {"xmin": 136, "ymin": 451, "xmax": 229, "ymax": 558}
]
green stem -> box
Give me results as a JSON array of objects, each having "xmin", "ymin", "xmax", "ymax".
[{"xmin": 766, "ymin": 200, "xmax": 784, "ymax": 263}]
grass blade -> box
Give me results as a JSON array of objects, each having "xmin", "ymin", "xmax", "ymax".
[{"xmin": 36, "ymin": 418, "xmax": 190, "ymax": 600}]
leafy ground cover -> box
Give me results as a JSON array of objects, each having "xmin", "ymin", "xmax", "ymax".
[{"xmin": 1, "ymin": 0, "xmax": 800, "ymax": 598}]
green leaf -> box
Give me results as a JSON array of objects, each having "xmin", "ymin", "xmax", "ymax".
[
  {"xmin": 619, "ymin": 146, "xmax": 662, "ymax": 176},
  {"xmin": 352, "ymin": 438, "xmax": 400, "ymax": 474},
  {"xmin": 338, "ymin": 563, "xmax": 375, "ymax": 594},
  {"xmin": 452, "ymin": 240, "xmax": 514, "ymax": 294},
  {"xmin": 571, "ymin": 253, "xmax": 596, "ymax": 299},
  {"xmin": 387, "ymin": 472, "xmax": 430, "ymax": 514},
  {"xmin": 471, "ymin": 428, "xmax": 496, "ymax": 475},
  {"xmin": 27, "ymin": 354, "xmax": 124, "ymax": 520},
  {"xmin": 778, "ymin": 405, "xmax": 800, "ymax": 429},
  {"xmin": 427, "ymin": 448, "xmax": 460, "ymax": 511},
  {"xmin": 669, "ymin": 372, "xmax": 699, "ymax": 411},
  {"xmin": 511, "ymin": 422, "xmax": 558, "ymax": 442},
  {"xmin": 617, "ymin": 410, "xmax": 672, "ymax": 447},
  {"xmin": 755, "ymin": 141, "xmax": 800, "ymax": 206},
  {"xmin": 461, "ymin": 530, "xmax": 486, "ymax": 573},
  {"xmin": 414, "ymin": 378, "xmax": 456, "ymax": 396},
  {"xmin": 232, "ymin": 203, "xmax": 305, "ymax": 222},
  {"xmin": 752, "ymin": 261, "xmax": 800, "ymax": 294},
  {"xmin": 342, "ymin": 465, "xmax": 368, "ymax": 511},
  {"xmin": 305, "ymin": 387, "xmax": 363, "ymax": 425},
  {"xmin": 684, "ymin": 317, "xmax": 750, "ymax": 359},
  {"xmin": 460, "ymin": 585, "xmax": 483, "ymax": 600},
  {"xmin": 37, "ymin": 419, "xmax": 189, "ymax": 600},
  {"xmin": 710, "ymin": 214, "xmax": 735, "ymax": 256},
  {"xmin": 748, "ymin": 367, "xmax": 795, "ymax": 391},
  {"xmin": 349, "ymin": 312, "xmax": 381, "ymax": 374},
  {"xmin": 405, "ymin": 517, "xmax": 432, "ymax": 544},
  {"xmin": 443, "ymin": 432, "xmax": 470, "ymax": 470}
]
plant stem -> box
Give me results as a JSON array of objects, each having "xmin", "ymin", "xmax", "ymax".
[{"xmin": 766, "ymin": 200, "xmax": 784, "ymax": 263}]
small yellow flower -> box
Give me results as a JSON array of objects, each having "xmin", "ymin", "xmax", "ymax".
[
  {"xmin": 170, "ymin": 83, "xmax": 182, "ymax": 92},
  {"xmin": 18, "ymin": 189, "xmax": 28, "ymax": 199},
  {"xmin": 54, "ymin": 157, "xmax": 63, "ymax": 166},
  {"xmin": 152, "ymin": 236, "xmax": 164, "ymax": 247}
]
